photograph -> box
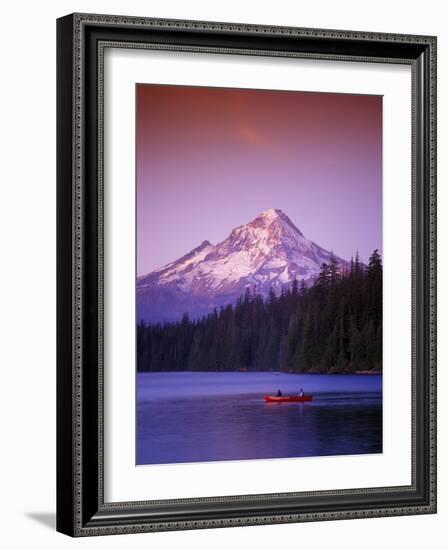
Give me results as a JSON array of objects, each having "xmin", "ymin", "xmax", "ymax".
[
  {"xmin": 54, "ymin": 9, "xmax": 437, "ymax": 538},
  {"xmin": 135, "ymin": 84, "xmax": 383, "ymax": 466}
]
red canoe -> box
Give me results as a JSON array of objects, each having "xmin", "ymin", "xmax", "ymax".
[{"xmin": 264, "ymin": 395, "xmax": 312, "ymax": 403}]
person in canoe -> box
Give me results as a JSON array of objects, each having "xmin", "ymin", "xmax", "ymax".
[
  {"xmin": 277, "ymin": 389, "xmax": 282, "ymax": 397},
  {"xmin": 299, "ymin": 388, "xmax": 304, "ymax": 397}
]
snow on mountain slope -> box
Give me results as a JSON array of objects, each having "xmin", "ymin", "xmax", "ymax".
[{"xmin": 137, "ymin": 209, "xmax": 348, "ymax": 323}]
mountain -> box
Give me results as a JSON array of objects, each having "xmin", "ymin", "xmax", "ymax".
[{"xmin": 137, "ymin": 208, "xmax": 349, "ymax": 323}]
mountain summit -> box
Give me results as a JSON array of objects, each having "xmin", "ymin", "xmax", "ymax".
[{"xmin": 137, "ymin": 209, "xmax": 348, "ymax": 323}]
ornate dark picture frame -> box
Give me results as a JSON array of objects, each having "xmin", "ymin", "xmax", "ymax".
[{"xmin": 56, "ymin": 13, "xmax": 437, "ymax": 537}]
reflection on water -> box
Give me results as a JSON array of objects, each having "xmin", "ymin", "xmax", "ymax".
[{"xmin": 137, "ymin": 372, "xmax": 382, "ymax": 465}]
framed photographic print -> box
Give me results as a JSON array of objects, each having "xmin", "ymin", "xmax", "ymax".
[{"xmin": 56, "ymin": 13, "xmax": 437, "ymax": 536}]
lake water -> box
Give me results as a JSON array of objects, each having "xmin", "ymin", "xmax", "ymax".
[{"xmin": 137, "ymin": 372, "xmax": 382, "ymax": 465}]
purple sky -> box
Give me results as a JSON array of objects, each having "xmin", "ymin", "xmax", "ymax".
[{"xmin": 137, "ymin": 84, "xmax": 382, "ymax": 276}]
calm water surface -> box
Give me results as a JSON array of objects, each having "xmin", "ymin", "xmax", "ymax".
[{"xmin": 137, "ymin": 372, "xmax": 382, "ymax": 465}]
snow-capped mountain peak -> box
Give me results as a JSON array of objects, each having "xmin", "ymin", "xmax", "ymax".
[
  {"xmin": 137, "ymin": 209, "xmax": 348, "ymax": 323},
  {"xmin": 256, "ymin": 208, "xmax": 304, "ymax": 235}
]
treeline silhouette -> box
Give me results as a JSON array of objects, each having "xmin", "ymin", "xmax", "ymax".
[{"xmin": 137, "ymin": 250, "xmax": 382, "ymax": 373}]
